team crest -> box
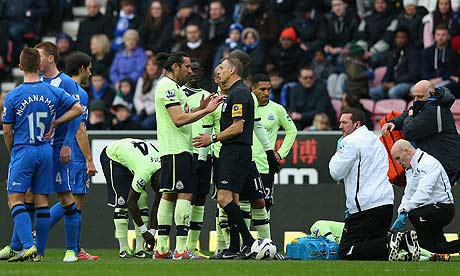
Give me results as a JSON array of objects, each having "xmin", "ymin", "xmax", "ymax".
[
  {"xmin": 166, "ymin": 89, "xmax": 176, "ymax": 99},
  {"xmin": 267, "ymin": 113, "xmax": 275, "ymax": 121},
  {"xmin": 117, "ymin": 196, "xmax": 125, "ymax": 206},
  {"xmin": 137, "ymin": 179, "xmax": 146, "ymax": 189},
  {"xmin": 176, "ymin": 181, "xmax": 184, "ymax": 190}
]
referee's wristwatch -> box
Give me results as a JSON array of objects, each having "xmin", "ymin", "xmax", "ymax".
[{"xmin": 211, "ymin": 134, "xmax": 218, "ymax": 143}]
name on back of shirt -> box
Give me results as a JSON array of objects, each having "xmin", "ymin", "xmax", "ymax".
[{"xmin": 16, "ymin": 94, "xmax": 56, "ymax": 117}]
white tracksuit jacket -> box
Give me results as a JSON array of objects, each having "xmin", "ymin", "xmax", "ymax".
[
  {"xmin": 329, "ymin": 126, "xmax": 394, "ymax": 214},
  {"xmin": 398, "ymin": 149, "xmax": 454, "ymax": 214}
]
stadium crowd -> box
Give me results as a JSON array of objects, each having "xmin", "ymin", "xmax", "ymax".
[{"xmin": 3, "ymin": 0, "xmax": 460, "ymax": 131}]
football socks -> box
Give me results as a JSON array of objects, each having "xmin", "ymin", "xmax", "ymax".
[
  {"xmin": 63, "ymin": 203, "xmax": 79, "ymax": 253},
  {"xmin": 114, "ymin": 208, "xmax": 129, "ymax": 252},
  {"xmin": 157, "ymin": 199, "xmax": 174, "ymax": 254},
  {"xmin": 187, "ymin": 205, "xmax": 204, "ymax": 250},
  {"xmin": 49, "ymin": 202, "xmax": 64, "ymax": 228},
  {"xmin": 35, "ymin": 207, "xmax": 50, "ymax": 256},
  {"xmin": 11, "ymin": 204, "xmax": 34, "ymax": 249},
  {"xmin": 239, "ymin": 202, "xmax": 252, "ymax": 230},
  {"xmin": 174, "ymin": 199, "xmax": 191, "ymax": 253},
  {"xmin": 252, "ymin": 207, "xmax": 271, "ymax": 239}
]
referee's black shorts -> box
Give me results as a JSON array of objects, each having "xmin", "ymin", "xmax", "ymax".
[
  {"xmin": 240, "ymin": 161, "xmax": 265, "ymax": 201},
  {"xmin": 160, "ymin": 152, "xmax": 194, "ymax": 193},
  {"xmin": 217, "ymin": 144, "xmax": 251, "ymax": 194}
]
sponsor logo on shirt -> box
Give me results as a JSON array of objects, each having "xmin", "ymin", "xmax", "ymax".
[{"xmin": 232, "ymin": 104, "xmax": 242, "ymax": 117}]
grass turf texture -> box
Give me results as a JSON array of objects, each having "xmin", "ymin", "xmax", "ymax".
[{"xmin": 0, "ymin": 249, "xmax": 458, "ymax": 276}]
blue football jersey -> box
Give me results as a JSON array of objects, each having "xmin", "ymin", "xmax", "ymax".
[
  {"xmin": 72, "ymin": 84, "xmax": 89, "ymax": 162},
  {"xmin": 2, "ymin": 81, "xmax": 78, "ymax": 146},
  {"xmin": 42, "ymin": 72, "xmax": 80, "ymax": 147}
]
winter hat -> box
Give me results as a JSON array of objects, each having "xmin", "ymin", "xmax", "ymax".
[
  {"xmin": 56, "ymin": 32, "xmax": 73, "ymax": 45},
  {"xmin": 348, "ymin": 41, "xmax": 365, "ymax": 57},
  {"xmin": 451, "ymin": 35, "xmax": 460, "ymax": 52},
  {"xmin": 242, "ymin": 27, "xmax": 260, "ymax": 41},
  {"xmin": 280, "ymin": 27, "xmax": 298, "ymax": 42},
  {"xmin": 403, "ymin": 0, "xmax": 418, "ymax": 6},
  {"xmin": 228, "ymin": 23, "xmax": 243, "ymax": 35}
]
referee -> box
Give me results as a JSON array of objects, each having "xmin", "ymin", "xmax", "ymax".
[{"xmin": 194, "ymin": 56, "xmax": 256, "ymax": 258}]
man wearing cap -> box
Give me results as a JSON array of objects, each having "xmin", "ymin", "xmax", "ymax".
[
  {"xmin": 213, "ymin": 23, "xmax": 244, "ymax": 70},
  {"xmin": 369, "ymin": 27, "xmax": 420, "ymax": 100},
  {"xmin": 266, "ymin": 27, "xmax": 308, "ymax": 83}
]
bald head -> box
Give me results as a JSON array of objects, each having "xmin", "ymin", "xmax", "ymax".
[
  {"xmin": 412, "ymin": 80, "xmax": 435, "ymax": 101},
  {"xmin": 391, "ymin": 139, "xmax": 416, "ymax": 170}
]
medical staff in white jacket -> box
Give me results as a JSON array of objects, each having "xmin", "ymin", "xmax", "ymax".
[
  {"xmin": 391, "ymin": 139, "xmax": 460, "ymax": 255},
  {"xmin": 329, "ymin": 107, "xmax": 404, "ymax": 261}
]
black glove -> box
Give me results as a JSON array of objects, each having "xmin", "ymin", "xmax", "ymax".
[
  {"xmin": 266, "ymin": 150, "xmax": 280, "ymax": 174},
  {"xmin": 142, "ymin": 231, "xmax": 155, "ymax": 251}
]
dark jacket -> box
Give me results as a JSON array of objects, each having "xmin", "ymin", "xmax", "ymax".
[
  {"xmin": 391, "ymin": 87, "xmax": 460, "ymax": 174},
  {"xmin": 421, "ymin": 44, "xmax": 458, "ymax": 81},
  {"xmin": 243, "ymin": 42, "xmax": 267, "ymax": 76},
  {"xmin": 382, "ymin": 43, "xmax": 419, "ymax": 84},
  {"xmin": 91, "ymin": 51, "xmax": 114, "ymax": 79},
  {"xmin": 76, "ymin": 12, "xmax": 113, "ymax": 54},
  {"xmin": 344, "ymin": 57, "xmax": 369, "ymax": 98},
  {"xmin": 178, "ymin": 40, "xmax": 215, "ymax": 90},
  {"xmin": 395, "ymin": 7, "xmax": 428, "ymax": 49},
  {"xmin": 325, "ymin": 9, "xmax": 359, "ymax": 48},
  {"xmin": 267, "ymin": 43, "xmax": 308, "ymax": 82},
  {"xmin": 287, "ymin": 80, "xmax": 337, "ymax": 129},
  {"xmin": 3, "ymin": 0, "xmax": 48, "ymax": 20},
  {"xmin": 289, "ymin": 11, "xmax": 327, "ymax": 54},
  {"xmin": 138, "ymin": 16, "xmax": 174, "ymax": 54},
  {"xmin": 202, "ymin": 16, "xmax": 233, "ymax": 47},
  {"xmin": 240, "ymin": 3, "xmax": 281, "ymax": 46},
  {"xmin": 357, "ymin": 8, "xmax": 396, "ymax": 52}
]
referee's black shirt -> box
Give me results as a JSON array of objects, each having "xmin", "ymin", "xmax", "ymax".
[{"xmin": 220, "ymin": 79, "xmax": 254, "ymax": 145}]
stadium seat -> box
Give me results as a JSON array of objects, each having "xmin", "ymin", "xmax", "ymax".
[
  {"xmin": 73, "ymin": 6, "xmax": 88, "ymax": 17},
  {"xmin": 359, "ymin": 98, "xmax": 375, "ymax": 113},
  {"xmin": 373, "ymin": 99, "xmax": 407, "ymax": 130},
  {"xmin": 371, "ymin": 66, "xmax": 387, "ymax": 88},
  {"xmin": 331, "ymin": 99, "xmax": 342, "ymax": 121}
]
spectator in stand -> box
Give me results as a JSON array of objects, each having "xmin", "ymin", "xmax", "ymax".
[
  {"xmin": 110, "ymin": 100, "xmax": 141, "ymax": 130},
  {"xmin": 213, "ymin": 23, "xmax": 244, "ymax": 70},
  {"xmin": 324, "ymin": 0, "xmax": 359, "ymax": 71},
  {"xmin": 423, "ymin": 0, "xmax": 460, "ymax": 48},
  {"xmin": 370, "ymin": 27, "xmax": 420, "ymax": 100},
  {"xmin": 110, "ymin": 29, "xmax": 147, "ymax": 90},
  {"xmin": 287, "ymin": 66, "xmax": 336, "ymax": 130},
  {"xmin": 308, "ymin": 113, "xmax": 332, "ymax": 130},
  {"xmin": 87, "ymin": 99, "xmax": 111, "ymax": 130},
  {"xmin": 0, "ymin": 90, "xmax": 8, "ymax": 127},
  {"xmin": 343, "ymin": 41, "xmax": 373, "ymax": 99},
  {"xmin": 173, "ymin": 0, "xmax": 204, "ymax": 47},
  {"xmin": 288, "ymin": 1, "xmax": 327, "ymax": 60},
  {"xmin": 177, "ymin": 22, "xmax": 214, "ymax": 91},
  {"xmin": 2, "ymin": 0, "xmax": 48, "ymax": 65},
  {"xmin": 312, "ymin": 49, "xmax": 335, "ymax": 83},
  {"xmin": 355, "ymin": 0, "xmax": 374, "ymax": 19},
  {"xmin": 241, "ymin": 27, "xmax": 267, "ymax": 77},
  {"xmin": 356, "ymin": 0, "xmax": 397, "ymax": 68},
  {"xmin": 266, "ymin": 27, "xmax": 308, "ymax": 83},
  {"xmin": 269, "ymin": 0, "xmax": 297, "ymax": 27},
  {"xmin": 90, "ymin": 34, "xmax": 114, "ymax": 79},
  {"xmin": 134, "ymin": 55, "xmax": 162, "ymax": 130},
  {"xmin": 113, "ymin": 77, "xmax": 135, "ymax": 110},
  {"xmin": 342, "ymin": 92, "xmax": 374, "ymax": 130},
  {"xmin": 56, "ymin": 33, "xmax": 75, "ymax": 72},
  {"xmin": 268, "ymin": 70, "xmax": 285, "ymax": 104},
  {"xmin": 202, "ymin": 0, "xmax": 233, "ymax": 48},
  {"xmin": 86, "ymin": 71, "xmax": 116, "ymax": 110},
  {"xmin": 111, "ymin": 0, "xmax": 142, "ymax": 52},
  {"xmin": 395, "ymin": 0, "xmax": 428, "ymax": 49},
  {"xmin": 422, "ymin": 24, "xmax": 458, "ymax": 87},
  {"xmin": 76, "ymin": 0, "xmax": 113, "ymax": 55},
  {"xmin": 240, "ymin": 0, "xmax": 281, "ymax": 47},
  {"xmin": 138, "ymin": 0, "xmax": 174, "ymax": 56}
]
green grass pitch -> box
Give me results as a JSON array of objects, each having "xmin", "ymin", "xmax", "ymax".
[{"xmin": 0, "ymin": 249, "xmax": 458, "ymax": 276}]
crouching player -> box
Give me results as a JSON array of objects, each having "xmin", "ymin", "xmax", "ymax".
[{"xmin": 100, "ymin": 138, "xmax": 162, "ymax": 258}]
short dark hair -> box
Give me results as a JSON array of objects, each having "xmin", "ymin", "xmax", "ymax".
[
  {"xmin": 229, "ymin": 49, "xmax": 250, "ymax": 79},
  {"xmin": 156, "ymin": 51, "xmax": 189, "ymax": 72},
  {"xmin": 222, "ymin": 56, "xmax": 243, "ymax": 77},
  {"xmin": 298, "ymin": 65, "xmax": 315, "ymax": 76},
  {"xmin": 251, "ymin": 73, "xmax": 270, "ymax": 86},
  {"xmin": 342, "ymin": 107, "xmax": 366, "ymax": 126},
  {"xmin": 65, "ymin": 51, "xmax": 92, "ymax": 76},
  {"xmin": 435, "ymin": 24, "xmax": 449, "ymax": 32},
  {"xmin": 35, "ymin": 41, "xmax": 59, "ymax": 63},
  {"xmin": 19, "ymin": 48, "xmax": 41, "ymax": 73}
]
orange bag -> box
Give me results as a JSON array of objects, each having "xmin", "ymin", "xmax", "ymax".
[{"xmin": 379, "ymin": 111, "xmax": 406, "ymax": 187}]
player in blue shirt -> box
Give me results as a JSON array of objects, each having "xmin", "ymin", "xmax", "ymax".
[
  {"xmin": 46, "ymin": 51, "xmax": 99, "ymax": 260},
  {"xmin": 1, "ymin": 48, "xmax": 83, "ymax": 262},
  {"xmin": 35, "ymin": 41, "xmax": 82, "ymax": 262}
]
